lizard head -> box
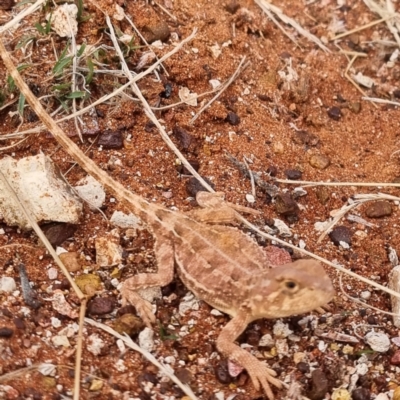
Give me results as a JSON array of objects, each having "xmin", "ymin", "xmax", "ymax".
[{"xmin": 244, "ymin": 259, "xmax": 334, "ymax": 321}]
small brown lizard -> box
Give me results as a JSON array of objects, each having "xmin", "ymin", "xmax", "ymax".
[
  {"xmin": 0, "ymin": 48, "xmax": 334, "ymax": 399},
  {"xmin": 121, "ymin": 192, "xmax": 334, "ymax": 399}
]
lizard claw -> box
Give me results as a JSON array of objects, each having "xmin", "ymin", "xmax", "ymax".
[
  {"xmin": 245, "ymin": 361, "xmax": 282, "ymax": 400},
  {"xmin": 121, "ymin": 285, "xmax": 156, "ymax": 328}
]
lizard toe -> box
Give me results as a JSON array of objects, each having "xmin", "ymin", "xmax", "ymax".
[
  {"xmin": 121, "ymin": 287, "xmax": 156, "ymax": 327},
  {"xmin": 247, "ymin": 363, "xmax": 282, "ymax": 400}
]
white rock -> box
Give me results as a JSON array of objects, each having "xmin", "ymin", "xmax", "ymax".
[
  {"xmin": 51, "ymin": 335, "xmax": 70, "ymax": 347},
  {"xmin": 137, "ymin": 286, "xmax": 162, "ymax": 304},
  {"xmin": 355, "ymin": 362, "xmax": 368, "ymax": 375},
  {"xmin": 0, "ymin": 277, "xmax": 16, "ymax": 292},
  {"xmin": 110, "ymin": 211, "xmax": 142, "ymax": 229},
  {"xmin": 0, "ymin": 154, "xmax": 82, "ymax": 229},
  {"xmin": 48, "ymin": 267, "xmax": 58, "ymax": 280},
  {"xmin": 273, "ymin": 219, "xmax": 292, "ymax": 237},
  {"xmin": 178, "ymin": 87, "xmax": 198, "ymax": 106},
  {"xmin": 139, "ymin": 327, "xmax": 154, "ymax": 352},
  {"xmin": 259, "ymin": 334, "xmax": 275, "ymax": 348},
  {"xmin": 273, "ymin": 320, "xmax": 293, "ymax": 338},
  {"xmin": 360, "ymin": 291, "xmax": 371, "ymax": 300},
  {"xmin": 246, "ymin": 194, "xmax": 255, "ymax": 203},
  {"xmin": 95, "ymin": 237, "xmax": 123, "ymax": 267},
  {"xmin": 74, "ymin": 175, "xmax": 105, "ymax": 209},
  {"xmin": 275, "ymin": 338, "xmax": 289, "ymax": 357},
  {"xmin": 179, "ymin": 292, "xmax": 200, "ymax": 315},
  {"xmin": 87, "ymin": 334, "xmax": 105, "ymax": 356},
  {"xmin": 364, "ymin": 331, "xmax": 390, "ymax": 352},
  {"xmin": 47, "ymin": 4, "xmax": 78, "ymax": 38}
]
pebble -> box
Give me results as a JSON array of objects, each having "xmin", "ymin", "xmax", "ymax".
[
  {"xmin": 98, "ymin": 130, "xmax": 123, "ymax": 149},
  {"xmin": 364, "ymin": 331, "xmax": 390, "ymax": 352},
  {"xmin": 75, "ymin": 274, "xmax": 102, "ymax": 296},
  {"xmin": 332, "ymin": 388, "xmax": 351, "ymax": 400},
  {"xmin": 110, "ymin": 211, "xmax": 142, "ymax": 230},
  {"xmin": 142, "ymin": 20, "xmax": 170, "ymax": 43},
  {"xmin": 308, "ymin": 369, "xmax": 328, "ymax": 400},
  {"xmin": 309, "ymin": 154, "xmax": 331, "ymax": 170},
  {"xmin": 285, "ymin": 169, "xmax": 302, "ymax": 180},
  {"xmin": 74, "ymin": 176, "xmax": 106, "ymax": 209},
  {"xmin": 394, "ymin": 387, "xmax": 400, "ymax": 400},
  {"xmin": 113, "ymin": 314, "xmax": 143, "ymax": 336},
  {"xmin": 316, "ymin": 186, "xmax": 330, "ymax": 205},
  {"xmin": 95, "ymin": 237, "xmax": 123, "ymax": 267},
  {"xmin": 87, "ymin": 297, "xmax": 115, "ymax": 315},
  {"xmin": 215, "ymin": 360, "xmax": 233, "ymax": 383},
  {"xmin": 273, "ymin": 320, "xmax": 293, "ymax": 338},
  {"xmin": 297, "ymin": 362, "xmax": 310, "ymax": 373},
  {"xmin": 390, "ymin": 349, "xmax": 400, "ymax": 365},
  {"xmin": 87, "ymin": 334, "xmax": 105, "ymax": 356},
  {"xmin": 259, "ymin": 333, "xmax": 275, "ymax": 348},
  {"xmin": 352, "ymin": 388, "xmax": 371, "ymax": 400},
  {"xmin": 176, "ymin": 368, "xmax": 193, "ymax": 384},
  {"xmin": 0, "ymin": 327, "xmax": 14, "ymax": 337},
  {"xmin": 264, "ymin": 246, "xmax": 292, "ymax": 266},
  {"xmin": 275, "ymin": 193, "xmax": 299, "ymax": 217},
  {"xmin": 139, "ymin": 327, "xmax": 155, "ymax": 352},
  {"xmin": 329, "ymin": 225, "xmax": 352, "ymax": 246},
  {"xmin": 327, "ymin": 106, "xmax": 342, "ymax": 120},
  {"xmin": 186, "ymin": 176, "xmax": 215, "ymax": 197},
  {"xmin": 43, "ymin": 223, "xmax": 77, "ymax": 247},
  {"xmin": 292, "ymin": 130, "xmax": 319, "ymax": 146},
  {"xmin": 59, "ymin": 252, "xmax": 81, "ymax": 272},
  {"xmin": 360, "ymin": 291, "xmax": 371, "ymax": 300},
  {"xmin": 226, "ymin": 111, "xmax": 240, "ymax": 125},
  {"xmin": 0, "ymin": 277, "xmax": 16, "ymax": 292},
  {"xmin": 0, "ymin": 0, "xmax": 15, "ymax": 10},
  {"xmin": 365, "ymin": 201, "xmax": 392, "ymax": 218},
  {"xmin": 173, "ymin": 126, "xmax": 194, "ymax": 151}
]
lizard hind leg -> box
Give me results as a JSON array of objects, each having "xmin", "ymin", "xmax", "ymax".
[{"xmin": 121, "ymin": 238, "xmax": 175, "ymax": 327}]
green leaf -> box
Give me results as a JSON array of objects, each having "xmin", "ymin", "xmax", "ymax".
[
  {"xmin": 65, "ymin": 91, "xmax": 86, "ymax": 99},
  {"xmin": 85, "ymin": 56, "xmax": 94, "ymax": 84},
  {"xmin": 7, "ymin": 64, "xmax": 31, "ymax": 91},
  {"xmin": 52, "ymin": 83, "xmax": 71, "ymax": 91},
  {"xmin": 53, "ymin": 55, "xmax": 73, "ymax": 75},
  {"xmin": 18, "ymin": 93, "xmax": 25, "ymax": 116},
  {"xmin": 77, "ymin": 43, "xmax": 86, "ymax": 57},
  {"xmin": 35, "ymin": 22, "xmax": 45, "ymax": 35}
]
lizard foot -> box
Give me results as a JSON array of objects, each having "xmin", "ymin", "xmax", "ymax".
[
  {"xmin": 240, "ymin": 359, "xmax": 282, "ymax": 400},
  {"xmin": 121, "ymin": 286, "xmax": 156, "ymax": 327}
]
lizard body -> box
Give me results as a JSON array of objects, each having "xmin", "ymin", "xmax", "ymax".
[{"xmin": 122, "ymin": 192, "xmax": 334, "ymax": 399}]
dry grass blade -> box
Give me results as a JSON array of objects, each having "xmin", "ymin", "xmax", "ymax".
[
  {"xmin": 254, "ymin": 0, "xmax": 330, "ymax": 52},
  {"xmin": 274, "ymin": 178, "xmax": 400, "ymax": 188},
  {"xmin": 331, "ymin": 17, "xmax": 389, "ymax": 41},
  {"xmin": 85, "ymin": 318, "xmax": 198, "ymax": 400}
]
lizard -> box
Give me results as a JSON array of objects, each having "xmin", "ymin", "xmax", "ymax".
[
  {"xmin": 121, "ymin": 191, "xmax": 335, "ymax": 399},
  {"xmin": 0, "ymin": 44, "xmax": 334, "ymax": 399}
]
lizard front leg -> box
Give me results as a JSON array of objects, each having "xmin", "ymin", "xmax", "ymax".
[
  {"xmin": 216, "ymin": 311, "xmax": 282, "ymax": 400},
  {"xmin": 121, "ymin": 237, "xmax": 174, "ymax": 327}
]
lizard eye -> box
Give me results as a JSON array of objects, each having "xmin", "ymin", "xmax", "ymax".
[{"xmin": 284, "ymin": 280, "xmax": 297, "ymax": 290}]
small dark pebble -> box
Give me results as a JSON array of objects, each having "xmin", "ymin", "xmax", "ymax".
[
  {"xmin": 160, "ymin": 82, "xmax": 173, "ymax": 98},
  {"xmin": 316, "ymin": 186, "xmax": 330, "ymax": 205},
  {"xmin": 138, "ymin": 372, "xmax": 158, "ymax": 386},
  {"xmin": 144, "ymin": 121, "xmax": 155, "ymax": 132},
  {"xmin": 244, "ymin": 329, "xmax": 261, "ymax": 346},
  {"xmin": 13, "ymin": 317, "xmax": 26, "ymax": 330},
  {"xmin": 0, "ymin": 327, "xmax": 14, "ymax": 337},
  {"xmin": 365, "ymin": 201, "xmax": 392, "ymax": 218},
  {"xmin": 179, "ymin": 159, "xmax": 200, "ymax": 175},
  {"xmin": 280, "ymin": 51, "xmax": 291, "ymax": 59},
  {"xmin": 42, "ymin": 223, "xmax": 77, "ymax": 247},
  {"xmin": 359, "ymin": 308, "xmax": 367, "ymax": 317},
  {"xmin": 390, "ymin": 349, "xmax": 400, "ymax": 365},
  {"xmin": 215, "ymin": 359, "xmax": 233, "ymax": 384},
  {"xmin": 367, "ymin": 315, "xmax": 377, "ymax": 325},
  {"xmin": 373, "ymin": 375, "xmax": 388, "ymax": 392},
  {"xmin": 285, "ymin": 169, "xmax": 302, "ymax": 180},
  {"xmin": 308, "ymin": 369, "xmax": 328, "ymax": 400},
  {"xmin": 0, "ymin": 0, "xmax": 15, "ymax": 10},
  {"xmin": 257, "ymin": 94, "xmax": 273, "ymax": 102},
  {"xmin": 266, "ymin": 165, "xmax": 278, "ymax": 177},
  {"xmin": 225, "ymin": 0, "xmax": 240, "ymax": 14},
  {"xmin": 292, "ymin": 130, "xmax": 319, "ymax": 146},
  {"xmin": 142, "ymin": 20, "xmax": 170, "ymax": 43},
  {"xmin": 329, "ymin": 225, "xmax": 352, "ymax": 246},
  {"xmin": 297, "ymin": 362, "xmax": 310, "ymax": 374},
  {"xmin": 186, "ymin": 177, "xmax": 215, "ymax": 197},
  {"xmin": 173, "ymin": 126, "xmax": 194, "ymax": 151},
  {"xmin": 87, "ymin": 297, "xmax": 115, "ymax": 315},
  {"xmin": 275, "ymin": 193, "xmax": 299, "ymax": 217},
  {"xmin": 393, "ymin": 89, "xmax": 400, "ymax": 99},
  {"xmin": 24, "ymin": 388, "xmax": 42, "ymax": 400},
  {"xmin": 327, "ymin": 106, "xmax": 342, "ymax": 121},
  {"xmin": 98, "ymin": 130, "xmax": 123, "ymax": 149},
  {"xmin": 352, "ymin": 387, "xmax": 371, "ymax": 400},
  {"xmin": 96, "ymin": 108, "xmax": 105, "ymax": 118},
  {"xmin": 226, "ymin": 111, "xmax": 240, "ymax": 125},
  {"xmin": 175, "ymin": 368, "xmax": 193, "ymax": 384},
  {"xmin": 1, "ymin": 308, "xmax": 12, "ymax": 318},
  {"xmin": 319, "ymin": 316, "xmax": 327, "ymax": 324}
]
